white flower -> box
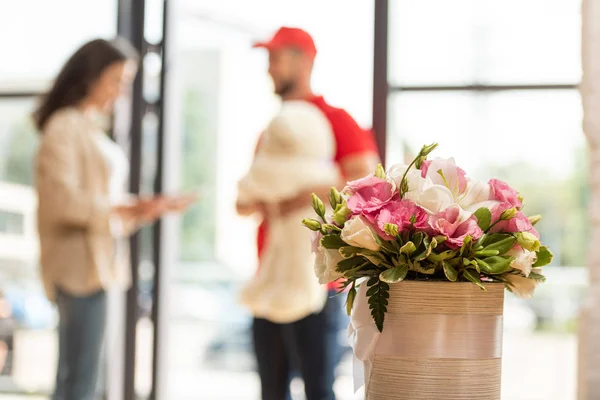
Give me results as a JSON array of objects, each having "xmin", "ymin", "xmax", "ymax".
[
  {"xmin": 458, "ymin": 180, "xmax": 491, "ymax": 209},
  {"xmin": 423, "ymin": 157, "xmax": 468, "ymax": 196},
  {"xmin": 387, "ymin": 163, "xmax": 409, "ymax": 188},
  {"xmin": 465, "ymin": 200, "xmax": 501, "ymax": 214},
  {"xmin": 314, "ymin": 247, "xmax": 345, "ymax": 284},
  {"xmin": 403, "ymin": 170, "xmax": 454, "ymax": 214},
  {"xmin": 505, "ymin": 273, "xmax": 540, "ymax": 299},
  {"xmin": 341, "ymin": 216, "xmax": 381, "ymax": 251},
  {"xmin": 506, "ymin": 247, "xmax": 537, "ymax": 277},
  {"xmin": 408, "ymin": 185, "xmax": 455, "ymax": 215}
]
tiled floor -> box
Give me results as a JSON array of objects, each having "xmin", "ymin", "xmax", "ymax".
[
  {"xmin": 165, "ymin": 329, "xmax": 576, "ymax": 400},
  {"xmin": 0, "ymin": 328, "xmax": 577, "ymax": 400}
]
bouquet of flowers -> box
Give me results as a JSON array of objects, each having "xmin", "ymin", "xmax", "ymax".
[{"xmin": 303, "ymin": 143, "xmax": 553, "ymax": 332}]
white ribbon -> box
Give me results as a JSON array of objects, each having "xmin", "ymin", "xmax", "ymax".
[{"xmin": 348, "ymin": 284, "xmax": 380, "ymax": 393}]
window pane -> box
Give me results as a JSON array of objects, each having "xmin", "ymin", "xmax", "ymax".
[
  {"xmin": 0, "ymin": 100, "xmax": 38, "ymax": 186},
  {"xmin": 0, "ymin": 0, "xmax": 117, "ymax": 88},
  {"xmin": 0, "ymin": 99, "xmax": 57, "ymax": 393},
  {"xmin": 165, "ymin": 1, "xmax": 374, "ymax": 398},
  {"xmin": 389, "ymin": 0, "xmax": 581, "ymax": 85},
  {"xmin": 387, "ymin": 90, "xmax": 584, "ymax": 398}
]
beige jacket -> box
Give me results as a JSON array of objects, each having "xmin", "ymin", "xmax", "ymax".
[{"xmin": 35, "ymin": 108, "xmax": 132, "ymax": 302}]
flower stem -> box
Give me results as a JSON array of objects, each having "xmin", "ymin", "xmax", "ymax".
[{"xmin": 399, "ymin": 155, "xmax": 421, "ymax": 198}]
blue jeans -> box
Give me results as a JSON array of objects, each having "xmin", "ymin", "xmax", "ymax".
[
  {"xmin": 252, "ymin": 291, "xmax": 343, "ymax": 400},
  {"xmin": 53, "ymin": 289, "xmax": 106, "ymax": 400}
]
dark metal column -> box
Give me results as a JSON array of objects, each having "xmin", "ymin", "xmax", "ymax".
[
  {"xmin": 117, "ymin": 1, "xmax": 146, "ymax": 399},
  {"xmin": 118, "ymin": 0, "xmax": 169, "ymax": 398},
  {"xmin": 372, "ymin": 0, "xmax": 389, "ymax": 165},
  {"xmin": 150, "ymin": 1, "xmax": 168, "ymax": 398}
]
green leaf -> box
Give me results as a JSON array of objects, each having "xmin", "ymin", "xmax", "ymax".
[
  {"xmin": 366, "ymin": 280, "xmax": 389, "ymax": 332},
  {"xmin": 429, "ymin": 237, "xmax": 438, "ymax": 249},
  {"xmin": 476, "ymin": 256, "xmax": 513, "ymax": 275},
  {"xmin": 367, "ymin": 277, "xmax": 379, "ymax": 287},
  {"xmin": 528, "ymin": 271, "xmax": 547, "ymax": 282},
  {"xmin": 413, "ymin": 244, "xmax": 432, "ymax": 261},
  {"xmin": 474, "ymin": 233, "xmax": 487, "ymax": 249},
  {"xmin": 354, "ymin": 269, "xmax": 379, "ymax": 279},
  {"xmin": 463, "ymin": 269, "xmax": 486, "ymax": 291},
  {"xmin": 339, "ymin": 246, "xmax": 361, "ymax": 258},
  {"xmin": 321, "ymin": 224, "xmax": 342, "ymax": 232},
  {"xmin": 366, "ymin": 284, "xmax": 380, "ymax": 296},
  {"xmin": 345, "ymin": 286, "xmax": 357, "ymax": 316},
  {"xmin": 379, "ymin": 264, "xmax": 409, "ymax": 284},
  {"xmin": 427, "ymin": 250, "xmax": 457, "ymax": 262},
  {"xmin": 413, "ymin": 237, "xmax": 437, "ymax": 262},
  {"xmin": 483, "ymin": 234, "xmax": 517, "ymax": 255},
  {"xmin": 463, "ymin": 258, "xmax": 480, "ymax": 273},
  {"xmin": 460, "ymin": 236, "xmax": 473, "ymax": 256},
  {"xmin": 336, "ymin": 256, "xmax": 366, "ymax": 273},
  {"xmin": 443, "ymin": 261, "xmax": 458, "ymax": 282},
  {"xmin": 473, "ymin": 207, "xmax": 492, "ymax": 231},
  {"xmin": 411, "ymin": 232, "xmax": 425, "ymax": 249},
  {"xmin": 533, "ymin": 246, "xmax": 553, "ymax": 267},
  {"xmin": 321, "ymin": 234, "xmax": 347, "ymax": 249},
  {"xmin": 412, "ymin": 261, "xmax": 436, "ymax": 275},
  {"xmin": 400, "ymin": 241, "xmax": 417, "ymax": 255},
  {"xmin": 434, "ymin": 235, "xmax": 447, "ymax": 244},
  {"xmin": 474, "ymin": 249, "xmax": 500, "ymax": 257},
  {"xmin": 343, "ymin": 263, "xmax": 370, "ymax": 278},
  {"xmin": 391, "ymin": 256, "xmax": 404, "ymax": 268},
  {"xmin": 374, "ymin": 235, "xmax": 399, "ymax": 254},
  {"xmin": 339, "ymin": 246, "xmax": 384, "ymax": 265}
]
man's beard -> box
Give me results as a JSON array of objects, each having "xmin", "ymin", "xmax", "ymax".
[{"xmin": 275, "ymin": 79, "xmax": 296, "ymax": 97}]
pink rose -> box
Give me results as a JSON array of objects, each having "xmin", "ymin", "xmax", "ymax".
[
  {"xmin": 489, "ymin": 202, "xmax": 539, "ymax": 238},
  {"xmin": 375, "ymin": 199, "xmax": 430, "ymax": 239},
  {"xmin": 420, "ymin": 158, "xmax": 468, "ymax": 195},
  {"xmin": 430, "ymin": 204, "xmax": 483, "ymax": 248},
  {"xmin": 489, "ymin": 179, "xmax": 522, "ymax": 209},
  {"xmin": 346, "ymin": 175, "xmax": 396, "ymax": 214}
]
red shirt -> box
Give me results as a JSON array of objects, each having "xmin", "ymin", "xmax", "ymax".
[{"xmin": 256, "ymin": 96, "xmax": 379, "ymax": 289}]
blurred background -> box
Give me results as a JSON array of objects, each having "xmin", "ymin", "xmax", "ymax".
[{"xmin": 0, "ymin": 0, "xmax": 585, "ymax": 399}]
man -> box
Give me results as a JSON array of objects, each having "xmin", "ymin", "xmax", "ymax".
[{"xmin": 237, "ymin": 27, "xmax": 380, "ymax": 400}]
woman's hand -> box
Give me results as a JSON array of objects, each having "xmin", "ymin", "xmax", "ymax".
[
  {"xmin": 113, "ymin": 193, "xmax": 196, "ymax": 228},
  {"xmin": 165, "ymin": 193, "xmax": 197, "ymax": 213},
  {"xmin": 135, "ymin": 197, "xmax": 170, "ymax": 223},
  {"xmin": 112, "ymin": 203, "xmax": 142, "ymax": 221}
]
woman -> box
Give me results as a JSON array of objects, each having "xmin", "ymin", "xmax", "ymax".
[{"xmin": 34, "ymin": 38, "xmax": 191, "ymax": 400}]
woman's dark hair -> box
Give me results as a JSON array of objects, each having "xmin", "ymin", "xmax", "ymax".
[{"xmin": 33, "ymin": 38, "xmax": 139, "ymax": 132}]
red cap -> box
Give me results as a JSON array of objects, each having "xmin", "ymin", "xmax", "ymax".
[{"xmin": 253, "ymin": 27, "xmax": 317, "ymax": 59}]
